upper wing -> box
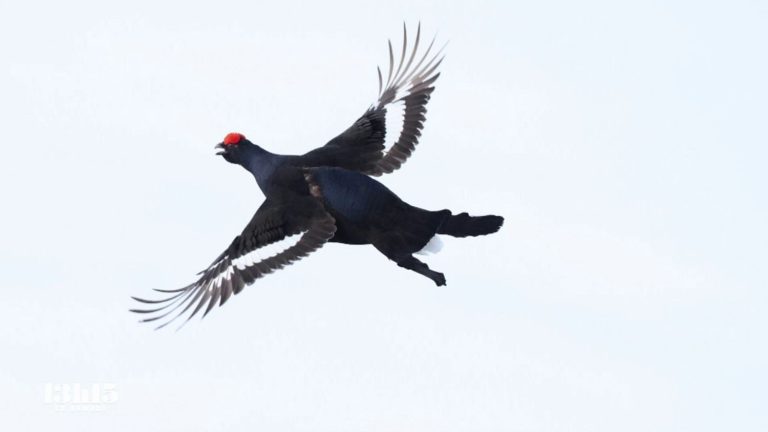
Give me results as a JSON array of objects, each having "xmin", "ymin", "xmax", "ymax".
[
  {"xmin": 131, "ymin": 197, "xmax": 336, "ymax": 330},
  {"xmin": 301, "ymin": 23, "xmax": 445, "ymax": 176}
]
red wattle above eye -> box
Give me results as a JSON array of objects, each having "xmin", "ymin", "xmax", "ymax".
[{"xmin": 223, "ymin": 132, "xmax": 244, "ymax": 145}]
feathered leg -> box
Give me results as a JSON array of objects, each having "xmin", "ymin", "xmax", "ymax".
[
  {"xmin": 395, "ymin": 255, "xmax": 446, "ymax": 286},
  {"xmin": 373, "ymin": 238, "xmax": 446, "ymax": 286}
]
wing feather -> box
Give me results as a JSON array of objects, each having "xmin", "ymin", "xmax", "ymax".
[
  {"xmin": 131, "ymin": 197, "xmax": 336, "ymax": 330},
  {"xmin": 300, "ymin": 23, "xmax": 445, "ymax": 176}
]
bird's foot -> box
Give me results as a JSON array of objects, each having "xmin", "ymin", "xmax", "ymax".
[{"xmin": 430, "ymin": 271, "xmax": 446, "ymax": 287}]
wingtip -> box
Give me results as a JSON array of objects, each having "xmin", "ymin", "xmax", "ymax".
[
  {"xmin": 439, "ymin": 39, "xmax": 450, "ymax": 53},
  {"xmin": 129, "ymin": 307, "xmax": 156, "ymax": 314},
  {"xmin": 131, "ymin": 296, "xmax": 160, "ymax": 304}
]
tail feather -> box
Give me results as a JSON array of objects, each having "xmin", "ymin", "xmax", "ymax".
[{"xmin": 438, "ymin": 212, "xmax": 504, "ymax": 237}]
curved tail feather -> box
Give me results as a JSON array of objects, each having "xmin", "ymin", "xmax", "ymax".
[{"xmin": 438, "ymin": 213, "xmax": 504, "ymax": 237}]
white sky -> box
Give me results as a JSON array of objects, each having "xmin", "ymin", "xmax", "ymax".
[{"xmin": 1, "ymin": 0, "xmax": 766, "ymax": 430}]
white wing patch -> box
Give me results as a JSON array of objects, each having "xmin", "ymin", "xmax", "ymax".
[
  {"xmin": 210, "ymin": 232, "xmax": 304, "ymax": 287},
  {"xmin": 383, "ymin": 99, "xmax": 406, "ymax": 154},
  {"xmin": 233, "ymin": 233, "xmax": 303, "ymax": 269}
]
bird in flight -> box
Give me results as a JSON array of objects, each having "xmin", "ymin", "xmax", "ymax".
[{"xmin": 132, "ymin": 24, "xmax": 504, "ymax": 329}]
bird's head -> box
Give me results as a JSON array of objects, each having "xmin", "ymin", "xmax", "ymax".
[{"xmin": 215, "ymin": 132, "xmax": 255, "ymax": 164}]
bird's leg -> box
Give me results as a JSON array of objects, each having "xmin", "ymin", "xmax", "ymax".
[
  {"xmin": 373, "ymin": 241, "xmax": 447, "ymax": 286},
  {"xmin": 396, "ymin": 255, "xmax": 446, "ymax": 286}
]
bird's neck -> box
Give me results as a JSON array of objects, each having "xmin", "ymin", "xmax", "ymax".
[{"xmin": 241, "ymin": 145, "xmax": 286, "ymax": 192}]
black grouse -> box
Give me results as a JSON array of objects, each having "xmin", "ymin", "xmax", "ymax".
[{"xmin": 132, "ymin": 24, "xmax": 504, "ymax": 329}]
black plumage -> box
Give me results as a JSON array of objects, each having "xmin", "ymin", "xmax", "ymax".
[{"xmin": 132, "ymin": 24, "xmax": 504, "ymax": 329}]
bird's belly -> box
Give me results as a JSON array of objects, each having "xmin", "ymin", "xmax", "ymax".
[{"xmin": 327, "ymin": 218, "xmax": 371, "ymax": 245}]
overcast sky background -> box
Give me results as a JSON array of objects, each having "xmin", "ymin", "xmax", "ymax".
[{"xmin": 1, "ymin": 0, "xmax": 766, "ymax": 430}]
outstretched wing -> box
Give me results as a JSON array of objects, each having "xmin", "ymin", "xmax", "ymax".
[
  {"xmin": 301, "ymin": 22, "xmax": 445, "ymax": 176},
  {"xmin": 131, "ymin": 197, "xmax": 336, "ymax": 330}
]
